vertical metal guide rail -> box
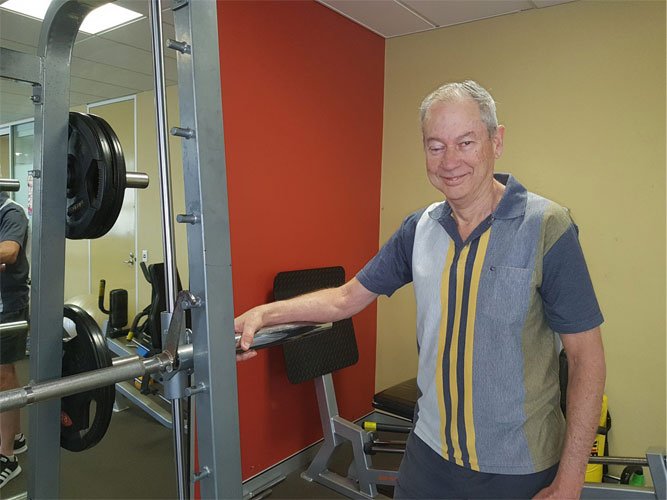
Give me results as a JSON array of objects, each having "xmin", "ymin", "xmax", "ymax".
[{"xmin": 0, "ymin": 0, "xmax": 242, "ymax": 498}]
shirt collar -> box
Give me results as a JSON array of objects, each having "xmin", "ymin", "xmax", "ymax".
[{"xmin": 428, "ymin": 172, "xmax": 527, "ymax": 223}]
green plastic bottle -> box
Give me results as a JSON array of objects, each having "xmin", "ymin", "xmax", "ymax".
[{"xmin": 629, "ymin": 469, "xmax": 645, "ymax": 487}]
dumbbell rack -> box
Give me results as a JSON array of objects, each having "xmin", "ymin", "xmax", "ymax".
[{"xmin": 0, "ymin": 1, "xmax": 242, "ymax": 498}]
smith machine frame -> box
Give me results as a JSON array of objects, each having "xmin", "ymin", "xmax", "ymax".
[{"xmin": 0, "ymin": 1, "xmax": 242, "ymax": 498}]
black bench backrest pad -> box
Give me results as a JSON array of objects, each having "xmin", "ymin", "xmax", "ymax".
[
  {"xmin": 274, "ymin": 267, "xmax": 359, "ymax": 384},
  {"xmin": 372, "ymin": 377, "xmax": 420, "ymax": 422}
]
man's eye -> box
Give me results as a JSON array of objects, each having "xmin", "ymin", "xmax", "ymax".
[
  {"xmin": 429, "ymin": 146, "xmax": 444, "ymax": 153},
  {"xmin": 461, "ymin": 141, "xmax": 473, "ymax": 147}
]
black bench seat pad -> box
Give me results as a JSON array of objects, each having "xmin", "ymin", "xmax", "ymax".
[{"xmin": 372, "ymin": 377, "xmax": 419, "ymax": 422}]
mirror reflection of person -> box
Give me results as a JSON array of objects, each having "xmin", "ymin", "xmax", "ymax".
[
  {"xmin": 0, "ymin": 191, "xmax": 29, "ymax": 489},
  {"xmin": 236, "ymin": 81, "xmax": 605, "ymax": 499}
]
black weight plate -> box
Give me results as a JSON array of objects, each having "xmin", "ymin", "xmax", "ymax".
[
  {"xmin": 66, "ymin": 113, "xmax": 111, "ymax": 239},
  {"xmin": 77, "ymin": 112, "xmax": 124, "ymax": 240},
  {"xmin": 61, "ymin": 304, "xmax": 115, "ymax": 452},
  {"xmin": 87, "ymin": 114, "xmax": 126, "ymax": 239},
  {"xmin": 75, "ymin": 112, "xmax": 125, "ymax": 240},
  {"xmin": 66, "ymin": 112, "xmax": 125, "ymax": 240}
]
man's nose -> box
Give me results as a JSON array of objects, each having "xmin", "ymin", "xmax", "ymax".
[{"xmin": 441, "ymin": 147, "xmax": 460, "ymax": 168}]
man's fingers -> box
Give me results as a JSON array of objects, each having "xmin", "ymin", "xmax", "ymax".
[
  {"xmin": 240, "ymin": 325, "xmax": 257, "ymax": 350},
  {"xmin": 236, "ymin": 350, "xmax": 257, "ymax": 362}
]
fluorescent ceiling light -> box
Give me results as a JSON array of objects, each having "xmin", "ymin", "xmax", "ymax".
[
  {"xmin": 0, "ymin": 0, "xmax": 143, "ymax": 35},
  {"xmin": 79, "ymin": 3, "xmax": 143, "ymax": 34}
]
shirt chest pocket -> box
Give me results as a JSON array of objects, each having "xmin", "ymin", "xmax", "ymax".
[{"xmin": 482, "ymin": 265, "xmax": 533, "ymax": 328}]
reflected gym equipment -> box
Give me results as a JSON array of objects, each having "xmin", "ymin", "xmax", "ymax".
[
  {"xmin": 61, "ymin": 304, "xmax": 114, "ymax": 452},
  {"xmin": 97, "ymin": 279, "xmax": 129, "ymax": 339},
  {"xmin": 66, "ymin": 111, "xmax": 149, "ymax": 239},
  {"xmin": 0, "ymin": 290, "xmax": 198, "ymax": 415},
  {"xmin": 0, "ymin": 179, "xmax": 21, "ymax": 192},
  {"xmin": 0, "ymin": 0, "xmax": 241, "ymax": 497}
]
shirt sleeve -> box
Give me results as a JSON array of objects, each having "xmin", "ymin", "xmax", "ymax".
[
  {"xmin": 356, "ymin": 208, "xmax": 424, "ymax": 297},
  {"xmin": 0, "ymin": 206, "xmax": 28, "ymax": 248},
  {"xmin": 540, "ymin": 222, "xmax": 604, "ymax": 334}
]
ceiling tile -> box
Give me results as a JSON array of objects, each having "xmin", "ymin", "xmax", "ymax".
[
  {"xmin": 0, "ymin": 10, "xmax": 42, "ymax": 48},
  {"xmin": 71, "ymin": 56, "xmax": 153, "ymax": 90},
  {"xmin": 531, "ymin": 0, "xmax": 577, "ymax": 7},
  {"xmin": 318, "ymin": 0, "xmax": 434, "ymax": 38},
  {"xmin": 70, "ymin": 76, "xmax": 138, "ymax": 100},
  {"xmin": 113, "ymin": 0, "xmax": 174, "ymax": 23},
  {"xmin": 0, "ymin": 80, "xmax": 35, "ymax": 124},
  {"xmin": 0, "ymin": 38, "xmax": 36, "ymax": 56},
  {"xmin": 72, "ymin": 36, "xmax": 178, "ymax": 81},
  {"xmin": 403, "ymin": 0, "xmax": 533, "ymax": 28},
  {"xmin": 97, "ymin": 17, "xmax": 177, "ymax": 59},
  {"xmin": 70, "ymin": 90, "xmax": 112, "ymax": 107}
]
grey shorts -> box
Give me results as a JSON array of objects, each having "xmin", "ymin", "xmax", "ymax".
[
  {"xmin": 394, "ymin": 432, "xmax": 559, "ymax": 499},
  {"xmin": 0, "ymin": 308, "xmax": 29, "ymax": 365}
]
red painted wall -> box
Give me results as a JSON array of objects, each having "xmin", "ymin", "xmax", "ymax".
[{"xmin": 217, "ymin": 0, "xmax": 385, "ymax": 480}]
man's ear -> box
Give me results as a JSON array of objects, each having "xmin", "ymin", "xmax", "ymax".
[{"xmin": 493, "ymin": 125, "xmax": 505, "ymax": 159}]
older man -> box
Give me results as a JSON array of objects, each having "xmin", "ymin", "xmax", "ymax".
[{"xmin": 236, "ymin": 80, "xmax": 605, "ymax": 499}]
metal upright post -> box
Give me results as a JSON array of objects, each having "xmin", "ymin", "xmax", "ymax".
[
  {"xmin": 28, "ymin": 1, "xmax": 104, "ymax": 497},
  {"xmin": 171, "ymin": 0, "xmax": 243, "ymax": 497},
  {"xmin": 149, "ymin": 0, "xmax": 178, "ymax": 307},
  {"xmin": 148, "ymin": 1, "xmax": 190, "ymax": 498}
]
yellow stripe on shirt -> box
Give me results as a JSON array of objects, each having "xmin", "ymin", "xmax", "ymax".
[
  {"xmin": 436, "ymin": 242, "xmax": 456, "ymax": 457},
  {"xmin": 463, "ymin": 230, "xmax": 491, "ymax": 471},
  {"xmin": 448, "ymin": 243, "xmax": 471, "ymax": 465}
]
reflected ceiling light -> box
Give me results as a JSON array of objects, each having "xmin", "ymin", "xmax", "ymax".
[{"xmin": 0, "ymin": 0, "xmax": 143, "ymax": 34}]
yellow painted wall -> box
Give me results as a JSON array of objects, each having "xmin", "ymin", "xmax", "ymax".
[
  {"xmin": 0, "ymin": 134, "xmax": 9, "ymax": 177},
  {"xmin": 64, "ymin": 104, "xmax": 91, "ymax": 306},
  {"xmin": 379, "ymin": 0, "xmax": 665, "ymax": 463},
  {"xmin": 135, "ymin": 85, "xmax": 189, "ymax": 306}
]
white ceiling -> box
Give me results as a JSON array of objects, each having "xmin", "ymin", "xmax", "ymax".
[
  {"xmin": 317, "ymin": 0, "xmax": 575, "ymax": 38},
  {"xmin": 0, "ymin": 0, "xmax": 177, "ymax": 124},
  {"xmin": 0, "ymin": 0, "xmax": 575, "ymax": 125}
]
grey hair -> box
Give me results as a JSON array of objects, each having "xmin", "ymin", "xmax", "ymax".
[{"xmin": 419, "ymin": 80, "xmax": 498, "ymax": 137}]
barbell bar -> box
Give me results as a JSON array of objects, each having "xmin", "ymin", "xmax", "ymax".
[
  {"xmin": 0, "ymin": 179, "xmax": 20, "ymax": 192},
  {"xmin": 0, "ymin": 290, "xmax": 200, "ymax": 415},
  {"xmin": 0, "ymin": 320, "xmax": 29, "ymax": 335},
  {"xmin": 125, "ymin": 172, "xmax": 150, "ymax": 189},
  {"xmin": 0, "ymin": 342, "xmax": 194, "ymax": 414},
  {"xmin": 0, "ymin": 173, "xmax": 147, "ymax": 193}
]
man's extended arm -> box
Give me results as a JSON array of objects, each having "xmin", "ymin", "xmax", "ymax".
[
  {"xmin": 235, "ymin": 277, "xmax": 378, "ymax": 361},
  {"xmin": 535, "ymin": 327, "xmax": 605, "ymax": 499}
]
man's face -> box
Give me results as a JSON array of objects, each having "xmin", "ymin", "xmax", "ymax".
[{"xmin": 422, "ymin": 99, "xmax": 504, "ymax": 206}]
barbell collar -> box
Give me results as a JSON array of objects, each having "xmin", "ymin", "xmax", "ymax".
[
  {"xmin": 0, "ymin": 387, "xmax": 29, "ymax": 410},
  {"xmin": 125, "ymin": 172, "xmax": 150, "ymax": 189},
  {"xmin": 0, "ymin": 179, "xmax": 20, "ymax": 192}
]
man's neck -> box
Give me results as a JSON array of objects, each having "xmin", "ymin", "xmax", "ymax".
[{"xmin": 450, "ymin": 178, "xmax": 505, "ymax": 240}]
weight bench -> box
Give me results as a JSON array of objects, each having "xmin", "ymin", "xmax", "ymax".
[
  {"xmin": 106, "ymin": 262, "xmax": 186, "ymax": 428},
  {"xmin": 372, "ymin": 378, "xmax": 419, "ymax": 422},
  {"xmin": 276, "ymin": 267, "xmax": 403, "ymax": 498}
]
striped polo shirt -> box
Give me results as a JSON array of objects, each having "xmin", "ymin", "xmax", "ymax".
[{"xmin": 358, "ymin": 173, "xmax": 603, "ymax": 474}]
